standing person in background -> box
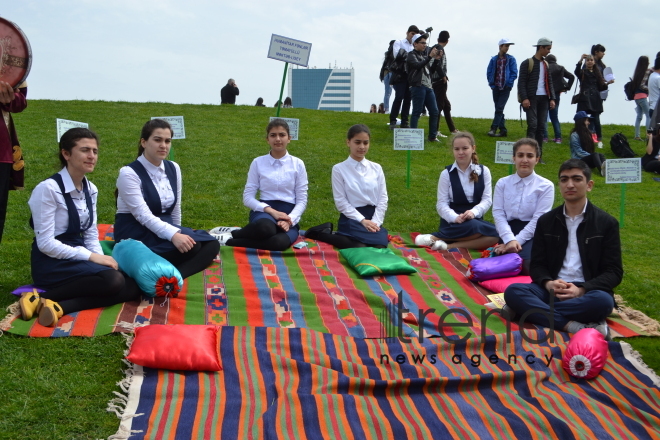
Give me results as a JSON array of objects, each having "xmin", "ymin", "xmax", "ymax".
[
  {"xmin": 648, "ymin": 57, "xmax": 660, "ymax": 120},
  {"xmin": 255, "ymin": 97, "xmax": 266, "ymax": 107},
  {"xmin": 407, "ymin": 33, "xmax": 441, "ymax": 142},
  {"xmin": 574, "ymin": 54, "xmax": 612, "ymax": 146},
  {"xmin": 220, "ymin": 79, "xmax": 239, "ymax": 104},
  {"xmin": 591, "ymin": 44, "xmax": 610, "ymax": 142},
  {"xmin": 630, "ymin": 56, "xmax": 651, "ymax": 140},
  {"xmin": 389, "ymin": 25, "xmax": 420, "ymax": 129},
  {"xmin": 283, "ymin": 97, "xmax": 293, "ymax": 108},
  {"xmin": 486, "ymin": 38, "xmax": 518, "ymax": 138},
  {"xmin": 380, "ymin": 40, "xmax": 396, "ymax": 114},
  {"xmin": 544, "ymin": 55, "xmax": 575, "ymax": 144},
  {"xmin": 0, "ymin": 80, "xmax": 27, "ymax": 243},
  {"xmin": 432, "ymin": 30, "xmax": 458, "ymax": 135},
  {"xmin": 518, "ymin": 38, "xmax": 556, "ymax": 161}
]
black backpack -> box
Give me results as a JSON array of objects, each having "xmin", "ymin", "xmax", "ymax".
[
  {"xmin": 610, "ymin": 133, "xmax": 636, "ymax": 158},
  {"xmin": 623, "ymin": 78, "xmax": 634, "ymax": 101}
]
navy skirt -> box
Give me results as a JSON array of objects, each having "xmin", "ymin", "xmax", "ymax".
[
  {"xmin": 336, "ymin": 205, "xmax": 389, "ymax": 246},
  {"xmin": 248, "ymin": 200, "xmax": 300, "ymax": 244},
  {"xmin": 115, "ymin": 213, "xmax": 216, "ymax": 255},
  {"xmin": 498, "ymin": 219, "xmax": 533, "ymax": 260},
  {"xmin": 31, "ymin": 241, "xmax": 112, "ymax": 289},
  {"xmin": 432, "ymin": 217, "xmax": 498, "ymax": 241}
]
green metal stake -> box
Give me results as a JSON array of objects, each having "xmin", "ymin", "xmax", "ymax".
[
  {"xmin": 275, "ymin": 62, "xmax": 288, "ymax": 117},
  {"xmin": 620, "ymin": 183, "xmax": 626, "ymax": 228},
  {"xmin": 406, "ymin": 150, "xmax": 411, "ymax": 188}
]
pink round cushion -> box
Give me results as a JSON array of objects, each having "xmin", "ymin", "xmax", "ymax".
[{"xmin": 562, "ymin": 328, "xmax": 609, "ymax": 379}]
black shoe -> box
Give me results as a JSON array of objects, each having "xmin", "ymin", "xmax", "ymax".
[
  {"xmin": 304, "ymin": 222, "xmax": 333, "ymax": 239},
  {"xmin": 389, "ymin": 122, "xmax": 397, "ymax": 130},
  {"xmin": 498, "ymin": 130, "xmax": 508, "ymax": 137},
  {"xmin": 487, "ymin": 129, "xmax": 497, "ymax": 137},
  {"xmin": 400, "ymin": 122, "xmax": 410, "ymax": 129}
]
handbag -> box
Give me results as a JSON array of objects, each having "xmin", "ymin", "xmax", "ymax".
[{"xmin": 571, "ymin": 71, "xmax": 583, "ymax": 105}]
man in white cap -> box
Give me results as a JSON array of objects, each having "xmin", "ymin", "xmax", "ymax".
[
  {"xmin": 518, "ymin": 38, "xmax": 556, "ymax": 160},
  {"xmin": 486, "ymin": 38, "xmax": 518, "ymax": 137}
]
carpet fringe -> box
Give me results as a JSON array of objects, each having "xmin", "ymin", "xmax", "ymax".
[
  {"xmin": 620, "ymin": 341, "xmax": 660, "ymax": 387},
  {"xmin": 614, "ymin": 294, "xmax": 660, "ymax": 336},
  {"xmin": 0, "ymin": 302, "xmax": 20, "ymax": 336},
  {"xmin": 106, "ymin": 330, "xmax": 145, "ymax": 439}
]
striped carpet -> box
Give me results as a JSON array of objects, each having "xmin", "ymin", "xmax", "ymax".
[{"xmin": 111, "ymin": 326, "xmax": 660, "ymax": 439}]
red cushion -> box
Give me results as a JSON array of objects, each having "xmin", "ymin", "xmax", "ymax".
[
  {"xmin": 127, "ymin": 324, "xmax": 222, "ymax": 371},
  {"xmin": 479, "ymin": 275, "xmax": 532, "ymax": 293}
]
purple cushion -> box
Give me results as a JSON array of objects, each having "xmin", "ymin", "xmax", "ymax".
[
  {"xmin": 11, "ymin": 285, "xmax": 46, "ymax": 297},
  {"xmin": 466, "ymin": 254, "xmax": 523, "ymax": 282}
]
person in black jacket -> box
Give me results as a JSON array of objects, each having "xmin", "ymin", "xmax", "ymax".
[
  {"xmin": 407, "ymin": 33, "xmax": 441, "ymax": 141},
  {"xmin": 518, "ymin": 38, "xmax": 556, "ymax": 160},
  {"xmin": 543, "ymin": 55, "xmax": 574, "ymax": 143},
  {"xmin": 574, "ymin": 55, "xmax": 613, "ymax": 146},
  {"xmin": 504, "ymin": 159, "xmax": 622, "ymax": 340},
  {"xmin": 220, "ymin": 79, "xmax": 239, "ymax": 104}
]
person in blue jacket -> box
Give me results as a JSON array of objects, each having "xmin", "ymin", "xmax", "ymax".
[{"xmin": 487, "ymin": 38, "xmax": 518, "ymax": 137}]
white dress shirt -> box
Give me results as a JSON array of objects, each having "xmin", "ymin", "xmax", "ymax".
[
  {"xmin": 492, "ymin": 171, "xmax": 555, "ymax": 246},
  {"xmin": 557, "ymin": 200, "xmax": 588, "ymax": 282},
  {"xmin": 332, "ymin": 157, "xmax": 388, "ymax": 226},
  {"xmin": 393, "ymin": 37, "xmax": 414, "ymax": 56},
  {"xmin": 242, "ymin": 152, "xmax": 308, "ymax": 226},
  {"xmin": 28, "ymin": 167, "xmax": 102, "ymax": 261},
  {"xmin": 116, "ymin": 155, "xmax": 182, "ymax": 241},
  {"xmin": 437, "ymin": 163, "xmax": 492, "ymax": 223}
]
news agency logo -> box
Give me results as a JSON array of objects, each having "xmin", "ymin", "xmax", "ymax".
[{"xmin": 379, "ymin": 291, "xmax": 556, "ymax": 345}]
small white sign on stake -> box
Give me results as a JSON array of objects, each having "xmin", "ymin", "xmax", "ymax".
[
  {"xmin": 605, "ymin": 158, "xmax": 642, "ymax": 184},
  {"xmin": 267, "ymin": 35, "xmax": 312, "ymax": 67},
  {"xmin": 494, "ymin": 141, "xmax": 514, "ymax": 164},
  {"xmin": 56, "ymin": 119, "xmax": 89, "ymax": 142},
  {"xmin": 151, "ymin": 116, "xmax": 185, "ymax": 139},
  {"xmin": 269, "ymin": 117, "xmax": 299, "ymax": 140},
  {"xmin": 393, "ymin": 129, "xmax": 424, "ymax": 150}
]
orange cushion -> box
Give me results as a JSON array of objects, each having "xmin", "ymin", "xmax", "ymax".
[{"xmin": 127, "ymin": 324, "xmax": 222, "ymax": 371}]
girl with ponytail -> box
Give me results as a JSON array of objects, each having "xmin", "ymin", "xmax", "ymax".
[{"xmin": 415, "ymin": 132, "xmax": 499, "ymax": 251}]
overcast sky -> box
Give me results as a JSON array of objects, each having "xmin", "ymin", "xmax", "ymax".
[{"xmin": 4, "ymin": 0, "xmax": 659, "ymax": 125}]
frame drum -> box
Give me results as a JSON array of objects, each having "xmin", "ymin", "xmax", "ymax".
[{"xmin": 0, "ymin": 17, "xmax": 32, "ymax": 87}]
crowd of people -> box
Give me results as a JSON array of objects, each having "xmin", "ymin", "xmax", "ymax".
[{"xmin": 378, "ymin": 26, "xmax": 660, "ymax": 152}]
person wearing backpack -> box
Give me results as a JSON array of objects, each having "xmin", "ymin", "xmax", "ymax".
[
  {"xmin": 389, "ymin": 25, "xmax": 420, "ymax": 129},
  {"xmin": 570, "ymin": 111, "xmax": 606, "ymax": 176},
  {"xmin": 486, "ymin": 38, "xmax": 518, "ymax": 138},
  {"xmin": 543, "ymin": 55, "xmax": 574, "ymax": 143},
  {"xmin": 629, "ymin": 56, "xmax": 652, "ymax": 141},
  {"xmin": 379, "ymin": 40, "xmax": 396, "ymax": 114},
  {"xmin": 517, "ymin": 38, "xmax": 556, "ymax": 161}
]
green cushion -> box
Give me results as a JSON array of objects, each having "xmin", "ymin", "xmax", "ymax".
[
  {"xmin": 99, "ymin": 240, "xmax": 116, "ymax": 256},
  {"xmin": 339, "ymin": 247, "xmax": 417, "ymax": 277}
]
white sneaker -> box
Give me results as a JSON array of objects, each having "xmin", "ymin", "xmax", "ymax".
[
  {"xmin": 437, "ymin": 132, "xmax": 448, "ymax": 138},
  {"xmin": 209, "ymin": 226, "xmax": 241, "ymax": 235},
  {"xmin": 431, "ymin": 239, "xmax": 448, "ymax": 251},
  {"xmin": 597, "ymin": 141, "xmax": 603, "ymax": 149},
  {"xmin": 212, "ymin": 231, "xmax": 233, "ymax": 246},
  {"xmin": 414, "ymin": 234, "xmax": 436, "ymax": 247}
]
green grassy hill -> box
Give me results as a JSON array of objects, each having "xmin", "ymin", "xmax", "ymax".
[{"xmin": 1, "ymin": 101, "xmax": 658, "ymax": 439}]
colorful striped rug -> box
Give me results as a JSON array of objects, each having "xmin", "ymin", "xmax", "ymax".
[
  {"xmin": 110, "ymin": 326, "xmax": 660, "ymax": 440},
  {"xmin": 3, "ymin": 232, "xmax": 654, "ymax": 338}
]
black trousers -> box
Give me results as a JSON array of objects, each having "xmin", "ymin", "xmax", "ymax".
[{"xmin": 524, "ymin": 95, "xmax": 550, "ymax": 156}]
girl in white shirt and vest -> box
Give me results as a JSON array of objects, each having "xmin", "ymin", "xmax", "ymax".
[
  {"xmin": 305, "ymin": 124, "xmax": 389, "ymax": 248},
  {"xmin": 415, "ymin": 132, "xmax": 499, "ymax": 251},
  {"xmin": 218, "ymin": 119, "xmax": 308, "ymax": 251},
  {"xmin": 115, "ymin": 119, "xmax": 219, "ymax": 279},
  {"xmin": 492, "ymin": 138, "xmax": 554, "ymax": 273},
  {"xmin": 20, "ymin": 128, "xmax": 141, "ymax": 327}
]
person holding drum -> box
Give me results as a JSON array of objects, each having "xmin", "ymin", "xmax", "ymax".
[
  {"xmin": 214, "ymin": 118, "xmax": 308, "ymax": 251},
  {"xmin": 304, "ymin": 124, "xmax": 389, "ymax": 249},
  {"xmin": 0, "ymin": 80, "xmax": 27, "ymax": 243},
  {"xmin": 20, "ymin": 128, "xmax": 141, "ymax": 327},
  {"xmin": 115, "ymin": 119, "xmax": 219, "ymax": 279}
]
